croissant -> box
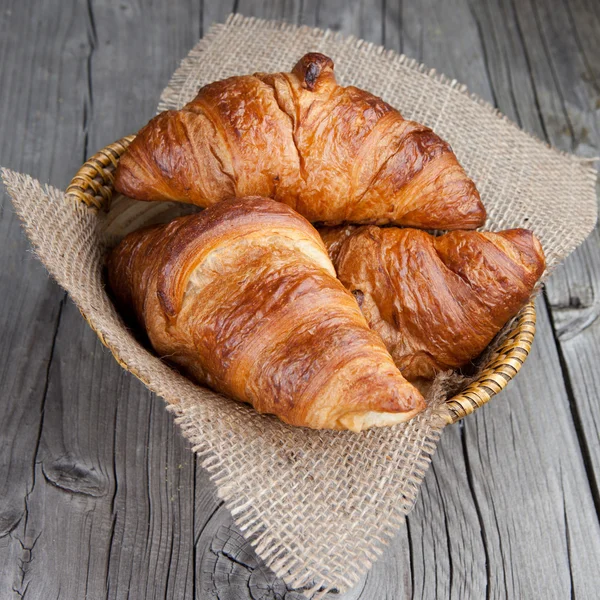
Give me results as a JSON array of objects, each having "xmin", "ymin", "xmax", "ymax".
[
  {"xmin": 114, "ymin": 53, "xmax": 485, "ymax": 230},
  {"xmin": 319, "ymin": 225, "xmax": 545, "ymax": 381},
  {"xmin": 107, "ymin": 197, "xmax": 425, "ymax": 431}
]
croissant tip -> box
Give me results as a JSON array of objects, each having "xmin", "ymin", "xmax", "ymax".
[
  {"xmin": 462, "ymin": 204, "xmax": 487, "ymax": 230},
  {"xmin": 293, "ymin": 53, "xmax": 335, "ymax": 91},
  {"xmin": 470, "ymin": 194, "xmax": 487, "ymax": 227},
  {"xmin": 337, "ymin": 400, "xmax": 425, "ymax": 432},
  {"xmin": 376, "ymin": 381, "xmax": 427, "ymax": 415},
  {"xmin": 497, "ymin": 228, "xmax": 541, "ymax": 249},
  {"xmin": 113, "ymin": 162, "xmax": 128, "ymax": 196},
  {"xmin": 499, "ymin": 228, "xmax": 546, "ymax": 273},
  {"xmin": 455, "ymin": 183, "xmax": 486, "ymax": 229}
]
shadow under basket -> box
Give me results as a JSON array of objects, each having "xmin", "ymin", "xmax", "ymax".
[{"xmin": 65, "ymin": 135, "xmax": 537, "ymax": 426}]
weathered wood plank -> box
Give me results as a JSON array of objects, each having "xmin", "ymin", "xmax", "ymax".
[
  {"xmin": 400, "ymin": 0, "xmax": 496, "ymax": 102},
  {"xmin": 103, "ymin": 344, "xmax": 195, "ymax": 600},
  {"xmin": 407, "ymin": 435, "xmax": 489, "ymax": 599},
  {"xmin": 304, "ymin": 0, "xmax": 386, "ymax": 43},
  {"xmin": 0, "ymin": 0, "xmax": 88, "ymax": 595},
  {"xmin": 5, "ymin": 298, "xmax": 196, "ymax": 599},
  {"xmin": 462, "ymin": 301, "xmax": 600, "ymax": 598},
  {"xmin": 235, "ymin": 0, "xmax": 304, "ymax": 22},
  {"xmin": 564, "ymin": 0, "xmax": 600, "ymax": 88},
  {"xmin": 86, "ymin": 0, "xmax": 201, "ymax": 150},
  {"xmin": 35, "ymin": 0, "xmax": 201, "ymax": 598},
  {"xmin": 468, "ymin": 0, "xmax": 600, "ymax": 540},
  {"xmin": 512, "ymin": 0, "xmax": 600, "ymax": 506},
  {"xmin": 202, "ymin": 0, "xmax": 236, "ymax": 36}
]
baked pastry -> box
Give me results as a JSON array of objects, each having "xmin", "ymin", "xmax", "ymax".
[
  {"xmin": 107, "ymin": 197, "xmax": 425, "ymax": 431},
  {"xmin": 114, "ymin": 53, "xmax": 485, "ymax": 229},
  {"xmin": 320, "ymin": 225, "xmax": 545, "ymax": 381}
]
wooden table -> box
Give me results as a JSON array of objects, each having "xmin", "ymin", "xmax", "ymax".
[{"xmin": 1, "ymin": 1, "xmax": 599, "ymax": 598}]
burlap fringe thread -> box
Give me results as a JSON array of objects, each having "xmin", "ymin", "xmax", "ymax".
[{"xmin": 2, "ymin": 14, "xmax": 597, "ymax": 599}]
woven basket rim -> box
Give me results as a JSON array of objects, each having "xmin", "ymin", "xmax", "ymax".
[{"xmin": 65, "ymin": 136, "xmax": 536, "ymax": 426}]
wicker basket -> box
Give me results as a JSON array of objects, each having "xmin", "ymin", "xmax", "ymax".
[{"xmin": 65, "ymin": 136, "xmax": 537, "ymax": 425}]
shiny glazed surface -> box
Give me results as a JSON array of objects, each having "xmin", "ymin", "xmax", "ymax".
[
  {"xmin": 320, "ymin": 225, "xmax": 546, "ymax": 381},
  {"xmin": 107, "ymin": 197, "xmax": 425, "ymax": 431},
  {"xmin": 114, "ymin": 53, "xmax": 485, "ymax": 229}
]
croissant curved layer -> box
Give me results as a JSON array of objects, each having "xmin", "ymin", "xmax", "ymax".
[
  {"xmin": 320, "ymin": 225, "xmax": 545, "ymax": 381},
  {"xmin": 107, "ymin": 197, "xmax": 425, "ymax": 431},
  {"xmin": 114, "ymin": 53, "xmax": 485, "ymax": 229}
]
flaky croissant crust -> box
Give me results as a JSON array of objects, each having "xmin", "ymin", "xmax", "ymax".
[
  {"xmin": 115, "ymin": 53, "xmax": 485, "ymax": 230},
  {"xmin": 107, "ymin": 197, "xmax": 425, "ymax": 431},
  {"xmin": 320, "ymin": 225, "xmax": 545, "ymax": 381}
]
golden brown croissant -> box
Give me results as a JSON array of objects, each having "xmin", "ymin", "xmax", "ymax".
[
  {"xmin": 114, "ymin": 53, "xmax": 485, "ymax": 229},
  {"xmin": 107, "ymin": 197, "xmax": 425, "ymax": 431},
  {"xmin": 319, "ymin": 225, "xmax": 545, "ymax": 381}
]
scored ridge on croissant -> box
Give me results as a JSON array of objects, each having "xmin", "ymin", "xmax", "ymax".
[
  {"xmin": 107, "ymin": 197, "xmax": 426, "ymax": 431},
  {"xmin": 114, "ymin": 53, "xmax": 486, "ymax": 230},
  {"xmin": 320, "ymin": 225, "xmax": 546, "ymax": 382}
]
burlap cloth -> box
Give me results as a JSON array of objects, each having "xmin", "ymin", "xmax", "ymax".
[{"xmin": 2, "ymin": 14, "xmax": 597, "ymax": 598}]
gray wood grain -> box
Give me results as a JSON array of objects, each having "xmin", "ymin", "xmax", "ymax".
[
  {"xmin": 462, "ymin": 302, "xmax": 600, "ymax": 599},
  {"xmin": 33, "ymin": 0, "xmax": 200, "ymax": 598},
  {"xmin": 467, "ymin": 0, "xmax": 600, "ymax": 557},
  {"xmin": 0, "ymin": 0, "xmax": 599, "ymax": 599},
  {"xmin": 515, "ymin": 0, "xmax": 600, "ymax": 508},
  {"xmin": 0, "ymin": 0, "xmax": 87, "ymax": 595}
]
